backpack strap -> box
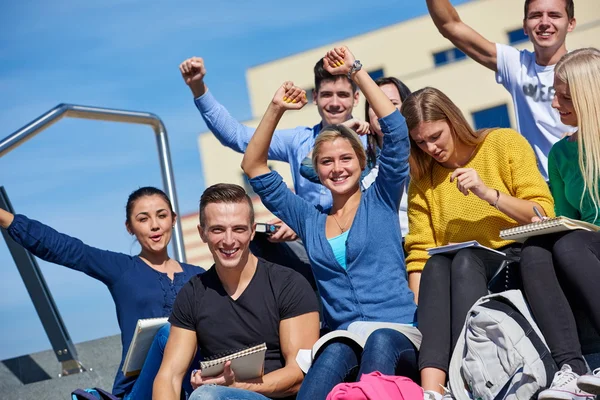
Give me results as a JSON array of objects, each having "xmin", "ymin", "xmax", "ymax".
[
  {"xmin": 93, "ymin": 387, "xmax": 119, "ymax": 400},
  {"xmin": 479, "ymin": 298, "xmax": 558, "ymax": 389},
  {"xmin": 71, "ymin": 389, "xmax": 99, "ymax": 400}
]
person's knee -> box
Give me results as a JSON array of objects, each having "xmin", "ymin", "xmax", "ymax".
[
  {"xmin": 554, "ymin": 231, "xmax": 591, "ymax": 256},
  {"xmin": 314, "ymin": 341, "xmax": 357, "ymax": 369},
  {"xmin": 422, "ymin": 255, "xmax": 450, "ymax": 281},
  {"xmin": 188, "ymin": 385, "xmax": 225, "ymax": 400},
  {"xmin": 451, "ymin": 249, "xmax": 485, "ymax": 278},
  {"xmin": 364, "ymin": 329, "xmax": 410, "ymax": 353}
]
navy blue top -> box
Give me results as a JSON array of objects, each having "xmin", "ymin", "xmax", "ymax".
[
  {"xmin": 7, "ymin": 214, "xmax": 202, "ymax": 396},
  {"xmin": 249, "ymin": 110, "xmax": 416, "ymax": 330}
]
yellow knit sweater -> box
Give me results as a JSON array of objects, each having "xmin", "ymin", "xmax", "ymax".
[{"xmin": 405, "ymin": 128, "xmax": 555, "ymax": 273}]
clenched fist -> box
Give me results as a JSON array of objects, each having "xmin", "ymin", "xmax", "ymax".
[
  {"xmin": 271, "ymin": 81, "xmax": 308, "ymax": 111},
  {"xmin": 180, "ymin": 57, "xmax": 207, "ymax": 98}
]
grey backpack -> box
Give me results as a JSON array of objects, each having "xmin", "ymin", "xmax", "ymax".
[{"xmin": 448, "ymin": 290, "xmax": 557, "ymax": 400}]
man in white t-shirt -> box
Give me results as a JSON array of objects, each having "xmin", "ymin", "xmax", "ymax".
[{"xmin": 426, "ymin": 0, "xmax": 576, "ymax": 179}]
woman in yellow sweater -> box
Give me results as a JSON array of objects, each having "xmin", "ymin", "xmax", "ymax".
[{"xmin": 400, "ymin": 87, "xmax": 554, "ymax": 400}]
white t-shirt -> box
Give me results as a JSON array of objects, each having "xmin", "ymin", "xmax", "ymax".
[
  {"xmin": 496, "ymin": 43, "xmax": 575, "ymax": 179},
  {"xmin": 361, "ymin": 164, "xmax": 409, "ymax": 237}
]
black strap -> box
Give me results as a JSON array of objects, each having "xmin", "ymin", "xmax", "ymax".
[{"xmin": 479, "ymin": 298, "xmax": 558, "ymax": 398}]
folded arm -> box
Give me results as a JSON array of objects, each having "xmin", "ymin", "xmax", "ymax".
[{"xmin": 426, "ymin": 0, "xmax": 497, "ymax": 71}]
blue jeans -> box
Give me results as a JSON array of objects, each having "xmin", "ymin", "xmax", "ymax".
[
  {"xmin": 124, "ymin": 324, "xmax": 201, "ymax": 399},
  {"xmin": 297, "ymin": 328, "xmax": 418, "ymax": 399},
  {"xmin": 189, "ymin": 385, "xmax": 270, "ymax": 400}
]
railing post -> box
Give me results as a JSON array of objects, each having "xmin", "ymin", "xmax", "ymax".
[{"xmin": 0, "ymin": 187, "xmax": 84, "ymax": 376}]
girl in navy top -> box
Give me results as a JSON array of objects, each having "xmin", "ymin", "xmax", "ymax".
[
  {"xmin": 241, "ymin": 46, "xmax": 418, "ymax": 399},
  {"xmin": 0, "ymin": 187, "xmax": 202, "ymax": 398}
]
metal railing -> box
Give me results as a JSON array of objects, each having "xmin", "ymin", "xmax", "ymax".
[
  {"xmin": 0, "ymin": 104, "xmax": 186, "ymax": 376},
  {"xmin": 0, "ymin": 103, "xmax": 186, "ymax": 262}
]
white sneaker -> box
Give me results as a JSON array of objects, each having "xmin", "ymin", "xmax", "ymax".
[
  {"xmin": 538, "ymin": 364, "xmax": 595, "ymax": 400},
  {"xmin": 424, "ymin": 390, "xmax": 443, "ymax": 400},
  {"xmin": 577, "ymin": 368, "xmax": 600, "ymax": 395},
  {"xmin": 423, "ymin": 388, "xmax": 454, "ymax": 400}
]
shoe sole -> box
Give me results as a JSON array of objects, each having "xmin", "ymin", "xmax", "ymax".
[
  {"xmin": 539, "ymin": 390, "xmax": 595, "ymax": 400},
  {"xmin": 577, "ymin": 381, "xmax": 600, "ymax": 396}
]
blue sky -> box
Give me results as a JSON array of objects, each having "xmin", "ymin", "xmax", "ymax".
[{"xmin": 0, "ymin": 0, "xmax": 471, "ymax": 360}]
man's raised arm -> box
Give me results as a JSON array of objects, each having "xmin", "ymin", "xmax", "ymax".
[
  {"xmin": 153, "ymin": 326, "xmax": 197, "ymax": 400},
  {"xmin": 179, "ymin": 57, "xmax": 293, "ymax": 161},
  {"xmin": 426, "ymin": 0, "xmax": 498, "ymax": 71}
]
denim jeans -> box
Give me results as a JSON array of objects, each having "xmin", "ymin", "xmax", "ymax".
[
  {"xmin": 124, "ymin": 323, "xmax": 201, "ymax": 399},
  {"xmin": 188, "ymin": 385, "xmax": 270, "ymax": 400},
  {"xmin": 297, "ymin": 328, "xmax": 418, "ymax": 399}
]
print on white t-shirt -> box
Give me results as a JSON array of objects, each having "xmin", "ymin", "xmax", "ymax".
[{"xmin": 495, "ymin": 43, "xmax": 576, "ymax": 179}]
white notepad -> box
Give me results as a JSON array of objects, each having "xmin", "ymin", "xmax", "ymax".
[
  {"xmin": 200, "ymin": 343, "xmax": 267, "ymax": 381},
  {"xmin": 122, "ymin": 317, "xmax": 169, "ymax": 377},
  {"xmin": 500, "ymin": 217, "xmax": 600, "ymax": 242}
]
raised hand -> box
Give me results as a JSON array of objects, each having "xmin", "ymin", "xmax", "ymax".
[
  {"xmin": 271, "ymin": 81, "xmax": 308, "ymax": 111},
  {"xmin": 179, "ymin": 57, "xmax": 207, "ymax": 97},
  {"xmin": 323, "ymin": 46, "xmax": 356, "ymax": 76},
  {"xmin": 449, "ymin": 168, "xmax": 493, "ymax": 201},
  {"xmin": 342, "ymin": 118, "xmax": 371, "ymax": 135}
]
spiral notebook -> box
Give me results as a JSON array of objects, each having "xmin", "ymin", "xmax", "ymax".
[
  {"xmin": 500, "ymin": 217, "xmax": 600, "ymax": 242},
  {"xmin": 200, "ymin": 343, "xmax": 267, "ymax": 380},
  {"xmin": 122, "ymin": 317, "xmax": 169, "ymax": 377}
]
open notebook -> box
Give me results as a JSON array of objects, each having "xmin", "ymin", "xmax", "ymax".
[
  {"xmin": 426, "ymin": 241, "xmax": 506, "ymax": 256},
  {"xmin": 122, "ymin": 317, "xmax": 169, "ymax": 377},
  {"xmin": 296, "ymin": 321, "xmax": 421, "ymax": 374},
  {"xmin": 200, "ymin": 343, "xmax": 267, "ymax": 380},
  {"xmin": 500, "ymin": 217, "xmax": 600, "ymax": 242}
]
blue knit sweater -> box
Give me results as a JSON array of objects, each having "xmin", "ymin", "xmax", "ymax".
[
  {"xmin": 7, "ymin": 215, "xmax": 202, "ymax": 396},
  {"xmin": 249, "ymin": 110, "xmax": 416, "ymax": 330}
]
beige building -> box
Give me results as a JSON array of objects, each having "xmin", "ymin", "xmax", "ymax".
[{"xmin": 182, "ymin": 0, "xmax": 600, "ymax": 267}]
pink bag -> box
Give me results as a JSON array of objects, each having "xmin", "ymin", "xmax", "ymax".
[{"xmin": 326, "ymin": 371, "xmax": 423, "ymax": 400}]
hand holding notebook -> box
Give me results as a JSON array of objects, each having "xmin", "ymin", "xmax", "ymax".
[{"xmin": 199, "ymin": 343, "xmax": 267, "ymax": 381}]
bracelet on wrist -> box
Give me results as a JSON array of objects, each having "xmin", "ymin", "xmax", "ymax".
[{"xmin": 490, "ymin": 189, "xmax": 500, "ymax": 210}]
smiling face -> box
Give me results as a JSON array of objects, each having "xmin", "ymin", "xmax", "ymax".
[
  {"xmin": 126, "ymin": 195, "xmax": 175, "ymax": 255},
  {"xmin": 199, "ymin": 201, "xmax": 254, "ymax": 270},
  {"xmin": 369, "ymin": 83, "xmax": 403, "ymax": 138},
  {"xmin": 314, "ymin": 78, "xmax": 359, "ymax": 125},
  {"xmin": 552, "ymin": 76, "xmax": 577, "ymax": 126},
  {"xmin": 410, "ymin": 120, "xmax": 458, "ymax": 164},
  {"xmin": 315, "ymin": 137, "xmax": 362, "ymax": 197},
  {"xmin": 523, "ymin": 0, "xmax": 575, "ymax": 52}
]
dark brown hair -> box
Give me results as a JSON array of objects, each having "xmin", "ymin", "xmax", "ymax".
[
  {"xmin": 524, "ymin": 0, "xmax": 574, "ymax": 19},
  {"xmin": 199, "ymin": 183, "xmax": 254, "ymax": 228},
  {"xmin": 126, "ymin": 187, "xmax": 173, "ymax": 224}
]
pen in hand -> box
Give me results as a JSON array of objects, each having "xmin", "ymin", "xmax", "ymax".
[{"xmin": 533, "ymin": 206, "xmax": 545, "ymax": 221}]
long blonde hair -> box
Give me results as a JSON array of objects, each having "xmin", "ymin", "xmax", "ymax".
[
  {"xmin": 312, "ymin": 124, "xmax": 367, "ymax": 172},
  {"xmin": 555, "ymin": 48, "xmax": 600, "ymax": 214},
  {"xmin": 400, "ymin": 87, "xmax": 490, "ymax": 180}
]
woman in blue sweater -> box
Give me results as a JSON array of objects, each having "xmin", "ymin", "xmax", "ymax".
[
  {"xmin": 0, "ymin": 187, "xmax": 202, "ymax": 399},
  {"xmin": 241, "ymin": 46, "xmax": 417, "ymax": 399}
]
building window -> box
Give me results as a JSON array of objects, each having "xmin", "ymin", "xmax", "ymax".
[
  {"xmin": 472, "ymin": 104, "xmax": 511, "ymax": 130},
  {"xmin": 507, "ymin": 28, "xmax": 528, "ymax": 45},
  {"xmin": 368, "ymin": 68, "xmax": 385, "ymax": 81},
  {"xmin": 433, "ymin": 47, "xmax": 467, "ymax": 66}
]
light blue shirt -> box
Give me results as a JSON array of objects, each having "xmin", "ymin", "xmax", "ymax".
[
  {"xmin": 195, "ymin": 90, "xmax": 366, "ymax": 209},
  {"xmin": 250, "ymin": 110, "xmax": 416, "ymax": 330},
  {"xmin": 328, "ymin": 230, "xmax": 349, "ymax": 270}
]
